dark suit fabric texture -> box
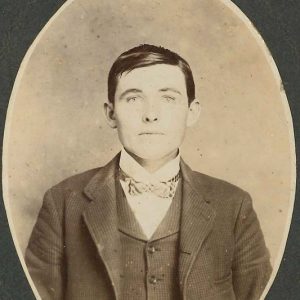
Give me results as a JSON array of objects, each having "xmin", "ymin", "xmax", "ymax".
[
  {"xmin": 25, "ymin": 153, "xmax": 272, "ymax": 300},
  {"xmin": 117, "ymin": 176, "xmax": 182, "ymax": 300}
]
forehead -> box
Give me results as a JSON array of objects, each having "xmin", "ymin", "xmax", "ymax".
[{"xmin": 116, "ymin": 64, "xmax": 187, "ymax": 94}]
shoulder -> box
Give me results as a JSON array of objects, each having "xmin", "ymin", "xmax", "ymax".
[
  {"xmin": 193, "ymin": 170, "xmax": 248, "ymax": 197},
  {"xmin": 50, "ymin": 167, "xmax": 102, "ymax": 192},
  {"xmin": 187, "ymin": 168, "xmax": 251, "ymax": 211},
  {"xmin": 49, "ymin": 154, "xmax": 119, "ymax": 193},
  {"xmin": 187, "ymin": 169, "xmax": 257, "ymax": 232},
  {"xmin": 43, "ymin": 154, "xmax": 118, "ymax": 207},
  {"xmin": 38, "ymin": 167, "xmax": 102, "ymax": 215}
]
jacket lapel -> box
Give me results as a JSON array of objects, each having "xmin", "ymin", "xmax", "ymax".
[
  {"xmin": 82, "ymin": 154, "xmax": 121, "ymax": 299},
  {"xmin": 80, "ymin": 154, "xmax": 216, "ymax": 299},
  {"xmin": 179, "ymin": 159, "xmax": 216, "ymax": 297}
]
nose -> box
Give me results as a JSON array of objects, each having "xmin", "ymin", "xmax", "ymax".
[{"xmin": 142, "ymin": 101, "xmax": 159, "ymax": 123}]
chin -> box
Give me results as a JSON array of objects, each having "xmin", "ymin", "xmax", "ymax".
[
  {"xmin": 137, "ymin": 153, "xmax": 168, "ymax": 161},
  {"xmin": 131, "ymin": 146, "xmax": 177, "ymax": 162}
]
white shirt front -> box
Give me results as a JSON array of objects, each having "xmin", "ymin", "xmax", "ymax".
[{"xmin": 119, "ymin": 148, "xmax": 180, "ymax": 239}]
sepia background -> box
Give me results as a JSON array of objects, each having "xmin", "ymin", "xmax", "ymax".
[{"xmin": 3, "ymin": 0, "xmax": 295, "ymax": 272}]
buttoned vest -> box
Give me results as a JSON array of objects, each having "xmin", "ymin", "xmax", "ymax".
[{"xmin": 116, "ymin": 176, "xmax": 183, "ymax": 300}]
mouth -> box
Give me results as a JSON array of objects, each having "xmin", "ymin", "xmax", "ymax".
[{"xmin": 138, "ymin": 132, "xmax": 164, "ymax": 136}]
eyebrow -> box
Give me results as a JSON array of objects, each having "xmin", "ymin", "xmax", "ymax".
[
  {"xmin": 159, "ymin": 88, "xmax": 182, "ymax": 95},
  {"xmin": 119, "ymin": 89, "xmax": 142, "ymax": 99}
]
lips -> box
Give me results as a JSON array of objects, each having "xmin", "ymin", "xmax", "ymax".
[{"xmin": 138, "ymin": 132, "xmax": 164, "ymax": 135}]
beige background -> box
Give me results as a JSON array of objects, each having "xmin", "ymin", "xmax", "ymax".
[{"xmin": 3, "ymin": 0, "xmax": 295, "ymax": 271}]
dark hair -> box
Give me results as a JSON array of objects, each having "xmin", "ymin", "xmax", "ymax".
[{"xmin": 108, "ymin": 44, "xmax": 195, "ymax": 104}]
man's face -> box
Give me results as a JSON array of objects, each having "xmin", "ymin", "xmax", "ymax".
[{"xmin": 105, "ymin": 64, "xmax": 199, "ymax": 161}]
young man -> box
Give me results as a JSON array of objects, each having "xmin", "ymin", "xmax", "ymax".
[{"xmin": 26, "ymin": 44, "xmax": 272, "ymax": 300}]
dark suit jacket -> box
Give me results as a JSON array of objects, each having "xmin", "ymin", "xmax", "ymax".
[{"xmin": 25, "ymin": 153, "xmax": 272, "ymax": 300}]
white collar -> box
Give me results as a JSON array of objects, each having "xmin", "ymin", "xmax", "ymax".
[{"xmin": 119, "ymin": 148, "xmax": 180, "ymax": 183}]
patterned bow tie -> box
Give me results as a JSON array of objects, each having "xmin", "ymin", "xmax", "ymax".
[{"xmin": 119, "ymin": 169, "xmax": 180, "ymax": 199}]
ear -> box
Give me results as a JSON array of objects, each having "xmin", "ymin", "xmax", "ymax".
[
  {"xmin": 186, "ymin": 99, "xmax": 201, "ymax": 127},
  {"xmin": 103, "ymin": 101, "xmax": 117, "ymax": 128}
]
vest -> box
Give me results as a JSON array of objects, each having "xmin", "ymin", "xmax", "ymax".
[{"xmin": 116, "ymin": 177, "xmax": 183, "ymax": 300}]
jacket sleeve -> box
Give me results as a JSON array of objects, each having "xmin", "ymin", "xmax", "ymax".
[
  {"xmin": 232, "ymin": 193, "xmax": 272, "ymax": 300},
  {"xmin": 25, "ymin": 188, "xmax": 65, "ymax": 300}
]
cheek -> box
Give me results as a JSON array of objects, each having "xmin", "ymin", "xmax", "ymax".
[
  {"xmin": 165, "ymin": 109, "xmax": 188, "ymax": 131},
  {"xmin": 116, "ymin": 108, "xmax": 140, "ymax": 131}
]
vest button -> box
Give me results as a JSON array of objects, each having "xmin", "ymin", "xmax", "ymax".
[
  {"xmin": 149, "ymin": 276, "xmax": 158, "ymax": 284},
  {"xmin": 148, "ymin": 246, "xmax": 156, "ymax": 254}
]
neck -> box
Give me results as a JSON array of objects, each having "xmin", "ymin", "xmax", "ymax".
[{"xmin": 126, "ymin": 149, "xmax": 179, "ymax": 173}]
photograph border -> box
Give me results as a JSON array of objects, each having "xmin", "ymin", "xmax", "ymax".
[{"xmin": 0, "ymin": 1, "xmax": 299, "ymax": 299}]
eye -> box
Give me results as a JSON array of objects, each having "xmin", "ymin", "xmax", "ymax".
[
  {"xmin": 162, "ymin": 95, "xmax": 176, "ymax": 102},
  {"xmin": 126, "ymin": 96, "xmax": 139, "ymax": 103}
]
